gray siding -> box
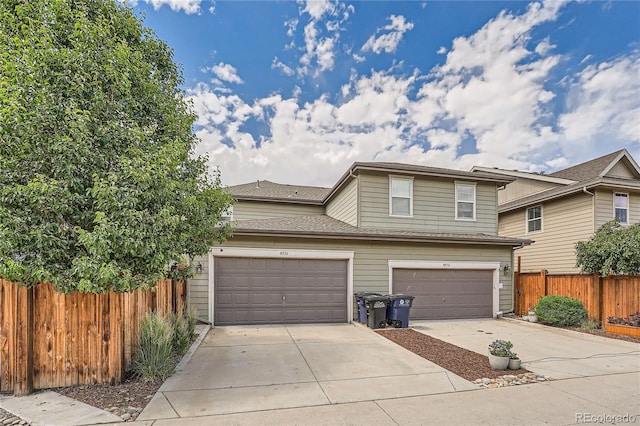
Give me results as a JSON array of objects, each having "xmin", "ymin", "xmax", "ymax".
[
  {"xmin": 326, "ymin": 177, "xmax": 358, "ymax": 226},
  {"xmin": 233, "ymin": 200, "xmax": 324, "ymax": 220},
  {"xmin": 606, "ymin": 162, "xmax": 634, "ymax": 179},
  {"xmin": 187, "ymin": 254, "xmax": 210, "ymax": 322},
  {"xmin": 594, "ymin": 189, "xmax": 640, "ymax": 229},
  {"xmin": 499, "ymin": 193, "xmax": 594, "ymax": 273},
  {"xmin": 358, "ymin": 173, "xmax": 498, "ymax": 235},
  {"xmin": 190, "ymin": 237, "xmax": 514, "ymax": 322}
]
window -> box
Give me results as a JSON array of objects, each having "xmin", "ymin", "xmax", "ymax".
[
  {"xmin": 614, "ymin": 193, "xmax": 629, "ymax": 224},
  {"xmin": 389, "ymin": 176, "xmax": 413, "ymax": 216},
  {"xmin": 526, "ymin": 205, "xmax": 542, "ymax": 233},
  {"xmin": 220, "ymin": 205, "xmax": 233, "ymax": 222},
  {"xmin": 455, "ymin": 183, "xmax": 476, "ymax": 220}
]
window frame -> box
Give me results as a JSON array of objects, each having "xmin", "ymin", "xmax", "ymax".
[
  {"xmin": 614, "ymin": 192, "xmax": 629, "ymax": 224},
  {"xmin": 388, "ymin": 175, "xmax": 414, "ymax": 217},
  {"xmin": 526, "ymin": 205, "xmax": 543, "ymax": 234},
  {"xmin": 220, "ymin": 205, "xmax": 234, "ymax": 222},
  {"xmin": 454, "ymin": 182, "xmax": 476, "ymax": 221}
]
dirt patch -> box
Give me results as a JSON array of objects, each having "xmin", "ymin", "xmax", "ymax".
[
  {"xmin": 55, "ymin": 371, "xmax": 160, "ymax": 421},
  {"xmin": 377, "ymin": 328, "xmax": 529, "ymax": 381}
]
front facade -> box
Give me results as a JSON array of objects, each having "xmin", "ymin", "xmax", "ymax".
[
  {"xmin": 474, "ymin": 150, "xmax": 640, "ymax": 274},
  {"xmin": 189, "ymin": 163, "xmax": 531, "ymax": 326}
]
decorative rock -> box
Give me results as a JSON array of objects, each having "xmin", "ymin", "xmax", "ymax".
[
  {"xmin": 120, "ymin": 413, "xmax": 131, "ymax": 421},
  {"xmin": 475, "ymin": 372, "xmax": 552, "ymax": 389}
]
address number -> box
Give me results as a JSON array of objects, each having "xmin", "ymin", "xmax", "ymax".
[{"xmin": 280, "ymin": 251, "xmax": 289, "ymax": 256}]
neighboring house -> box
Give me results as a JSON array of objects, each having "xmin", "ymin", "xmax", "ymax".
[
  {"xmin": 472, "ymin": 149, "xmax": 640, "ymax": 274},
  {"xmin": 189, "ymin": 162, "xmax": 531, "ymax": 326}
]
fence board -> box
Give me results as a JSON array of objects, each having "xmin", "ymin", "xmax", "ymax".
[
  {"xmin": 515, "ymin": 272, "xmax": 639, "ymax": 323},
  {"xmin": 0, "ymin": 279, "xmax": 185, "ymax": 393}
]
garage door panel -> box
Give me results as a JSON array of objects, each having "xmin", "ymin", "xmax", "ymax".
[
  {"xmin": 394, "ymin": 269, "xmax": 493, "ymax": 320},
  {"xmin": 214, "ymin": 257, "xmax": 347, "ymax": 325}
]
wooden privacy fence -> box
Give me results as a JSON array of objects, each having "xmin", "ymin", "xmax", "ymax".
[
  {"xmin": 0, "ymin": 278, "xmax": 186, "ymax": 395},
  {"xmin": 514, "ymin": 271, "xmax": 640, "ymax": 323}
]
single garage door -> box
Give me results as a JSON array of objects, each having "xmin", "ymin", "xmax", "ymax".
[
  {"xmin": 214, "ymin": 257, "xmax": 347, "ymax": 325},
  {"xmin": 393, "ymin": 269, "xmax": 493, "ymax": 319}
]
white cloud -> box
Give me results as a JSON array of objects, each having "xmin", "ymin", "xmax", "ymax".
[
  {"xmin": 143, "ymin": 0, "xmax": 201, "ymax": 14},
  {"xmin": 558, "ymin": 53, "xmax": 640, "ymax": 156},
  {"xmin": 207, "ymin": 63, "xmax": 243, "ymax": 84},
  {"xmin": 362, "ymin": 15, "xmax": 414, "ymax": 54},
  {"xmin": 189, "ymin": 0, "xmax": 639, "ymax": 186},
  {"xmin": 272, "ymin": 57, "xmax": 295, "ymax": 76}
]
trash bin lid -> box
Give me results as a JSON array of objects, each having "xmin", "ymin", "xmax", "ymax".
[
  {"xmin": 388, "ymin": 294, "xmax": 414, "ymax": 300},
  {"xmin": 363, "ymin": 294, "xmax": 389, "ymax": 301}
]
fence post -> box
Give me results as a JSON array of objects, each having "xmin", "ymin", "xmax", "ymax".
[
  {"xmin": 541, "ymin": 269, "xmax": 548, "ymax": 296},
  {"xmin": 595, "ymin": 273, "xmax": 603, "ymax": 324},
  {"xmin": 14, "ymin": 285, "xmax": 33, "ymax": 396}
]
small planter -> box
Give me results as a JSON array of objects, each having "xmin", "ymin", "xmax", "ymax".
[
  {"xmin": 488, "ymin": 352, "xmax": 510, "ymax": 370},
  {"xmin": 508, "ymin": 358, "xmax": 521, "ymax": 370},
  {"xmin": 605, "ymin": 323, "xmax": 640, "ymax": 338},
  {"xmin": 528, "ymin": 311, "xmax": 538, "ymax": 323}
]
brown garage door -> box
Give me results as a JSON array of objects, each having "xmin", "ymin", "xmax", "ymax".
[
  {"xmin": 393, "ymin": 269, "xmax": 493, "ymax": 319},
  {"xmin": 214, "ymin": 257, "xmax": 347, "ymax": 325}
]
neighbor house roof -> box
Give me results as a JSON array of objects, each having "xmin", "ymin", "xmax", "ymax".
[
  {"xmin": 227, "ymin": 180, "xmax": 330, "ymax": 204},
  {"xmin": 232, "ymin": 215, "xmax": 532, "ymax": 246},
  {"xmin": 548, "ymin": 149, "xmax": 629, "ymax": 181}
]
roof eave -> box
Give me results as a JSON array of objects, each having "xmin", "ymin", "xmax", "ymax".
[
  {"xmin": 232, "ymin": 229, "xmax": 532, "ymax": 246},
  {"xmin": 233, "ymin": 195, "xmax": 324, "ymax": 205}
]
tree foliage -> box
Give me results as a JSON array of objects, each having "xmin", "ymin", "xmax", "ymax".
[
  {"xmin": 575, "ymin": 221, "xmax": 640, "ymax": 276},
  {"xmin": 0, "ymin": 0, "xmax": 233, "ymax": 292}
]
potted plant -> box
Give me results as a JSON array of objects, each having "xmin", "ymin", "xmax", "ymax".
[
  {"xmin": 528, "ymin": 307, "xmax": 538, "ymax": 323},
  {"xmin": 508, "ymin": 353, "xmax": 521, "ymax": 370},
  {"xmin": 488, "ymin": 339, "xmax": 513, "ymax": 370}
]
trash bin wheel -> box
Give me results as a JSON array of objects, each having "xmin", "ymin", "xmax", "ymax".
[
  {"xmin": 378, "ymin": 320, "xmax": 387, "ymax": 328},
  {"xmin": 391, "ymin": 320, "xmax": 402, "ymax": 328}
]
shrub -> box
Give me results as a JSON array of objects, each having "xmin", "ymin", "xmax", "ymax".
[
  {"xmin": 579, "ymin": 319, "xmax": 601, "ymax": 331},
  {"xmin": 132, "ymin": 312, "xmax": 175, "ymax": 382},
  {"xmin": 534, "ymin": 296, "xmax": 588, "ymax": 327},
  {"xmin": 170, "ymin": 312, "xmax": 191, "ymax": 355},
  {"xmin": 185, "ymin": 305, "xmax": 199, "ymax": 341}
]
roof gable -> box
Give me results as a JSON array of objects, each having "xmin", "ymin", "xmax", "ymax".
[{"xmin": 549, "ymin": 149, "xmax": 640, "ymax": 181}]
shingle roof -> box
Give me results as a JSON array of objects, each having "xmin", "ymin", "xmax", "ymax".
[
  {"xmin": 233, "ymin": 215, "xmax": 531, "ymax": 246},
  {"xmin": 352, "ymin": 162, "xmax": 515, "ymax": 184},
  {"xmin": 549, "ymin": 150, "xmax": 625, "ymax": 181},
  {"xmin": 227, "ymin": 180, "xmax": 330, "ymax": 202}
]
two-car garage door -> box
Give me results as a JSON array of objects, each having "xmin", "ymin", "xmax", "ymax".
[
  {"xmin": 214, "ymin": 257, "xmax": 347, "ymax": 325},
  {"xmin": 393, "ymin": 269, "xmax": 494, "ymax": 320}
]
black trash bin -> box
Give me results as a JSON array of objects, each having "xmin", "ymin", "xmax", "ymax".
[
  {"xmin": 354, "ymin": 292, "xmax": 381, "ymax": 323},
  {"xmin": 364, "ymin": 295, "xmax": 389, "ymax": 329},
  {"xmin": 386, "ymin": 294, "xmax": 414, "ymax": 328}
]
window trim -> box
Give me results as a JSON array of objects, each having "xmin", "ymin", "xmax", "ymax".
[
  {"xmin": 614, "ymin": 192, "xmax": 629, "ymax": 224},
  {"xmin": 388, "ymin": 175, "xmax": 414, "ymax": 217},
  {"xmin": 220, "ymin": 205, "xmax": 234, "ymax": 222},
  {"xmin": 526, "ymin": 205, "xmax": 543, "ymax": 234},
  {"xmin": 454, "ymin": 181, "xmax": 476, "ymax": 221}
]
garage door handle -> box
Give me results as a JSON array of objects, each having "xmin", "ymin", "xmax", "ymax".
[{"xmin": 283, "ymin": 296, "xmax": 286, "ymax": 301}]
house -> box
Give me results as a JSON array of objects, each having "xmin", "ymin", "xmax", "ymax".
[
  {"xmin": 472, "ymin": 149, "xmax": 640, "ymax": 274},
  {"xmin": 188, "ymin": 162, "xmax": 532, "ymax": 326}
]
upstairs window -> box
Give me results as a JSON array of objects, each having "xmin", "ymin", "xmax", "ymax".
[
  {"xmin": 614, "ymin": 193, "xmax": 629, "ymax": 224},
  {"xmin": 220, "ymin": 205, "xmax": 234, "ymax": 222},
  {"xmin": 389, "ymin": 176, "xmax": 413, "ymax": 217},
  {"xmin": 455, "ymin": 183, "xmax": 476, "ymax": 220},
  {"xmin": 526, "ymin": 205, "xmax": 542, "ymax": 233}
]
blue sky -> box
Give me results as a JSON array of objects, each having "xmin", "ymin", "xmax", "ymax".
[{"xmin": 129, "ymin": 0, "xmax": 640, "ymax": 186}]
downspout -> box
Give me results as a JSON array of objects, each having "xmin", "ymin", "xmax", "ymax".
[{"xmin": 582, "ymin": 186, "xmax": 594, "ymax": 196}]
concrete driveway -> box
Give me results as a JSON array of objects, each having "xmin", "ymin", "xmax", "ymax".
[
  {"xmin": 138, "ymin": 323, "xmax": 475, "ymax": 422},
  {"xmin": 136, "ymin": 320, "xmax": 640, "ymax": 425}
]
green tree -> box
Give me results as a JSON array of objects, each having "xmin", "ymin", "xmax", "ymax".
[
  {"xmin": 575, "ymin": 221, "xmax": 640, "ymax": 276},
  {"xmin": 0, "ymin": 0, "xmax": 233, "ymax": 292}
]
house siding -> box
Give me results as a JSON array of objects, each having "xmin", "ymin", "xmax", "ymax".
[
  {"xmin": 358, "ymin": 173, "xmax": 498, "ymax": 235},
  {"xmin": 499, "ymin": 193, "xmax": 594, "ymax": 273},
  {"xmin": 498, "ymin": 179, "xmax": 560, "ymax": 204},
  {"xmin": 326, "ymin": 177, "xmax": 358, "ymax": 226},
  {"xmin": 233, "ymin": 200, "xmax": 324, "ymax": 221},
  {"xmin": 605, "ymin": 162, "xmax": 634, "ymax": 179},
  {"xmin": 594, "ymin": 189, "xmax": 640, "ymax": 229},
  {"xmin": 190, "ymin": 236, "xmax": 514, "ymax": 322}
]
